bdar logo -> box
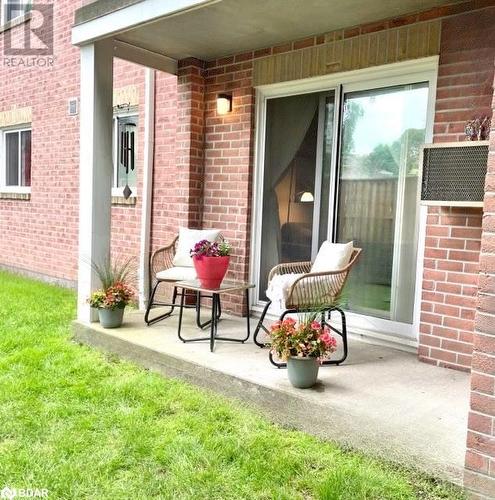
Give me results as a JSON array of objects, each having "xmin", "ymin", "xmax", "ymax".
[{"xmin": 0, "ymin": 487, "xmax": 16, "ymax": 500}]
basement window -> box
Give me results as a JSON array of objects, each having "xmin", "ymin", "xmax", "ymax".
[{"xmin": 1, "ymin": 126, "xmax": 31, "ymax": 194}]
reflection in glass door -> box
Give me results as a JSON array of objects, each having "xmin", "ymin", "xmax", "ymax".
[
  {"xmin": 259, "ymin": 91, "xmax": 336, "ymax": 300},
  {"xmin": 336, "ymin": 83, "xmax": 429, "ymax": 322}
]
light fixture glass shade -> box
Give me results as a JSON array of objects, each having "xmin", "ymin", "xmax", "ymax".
[
  {"xmin": 300, "ymin": 191, "xmax": 314, "ymax": 202},
  {"xmin": 217, "ymin": 94, "xmax": 232, "ymax": 115}
]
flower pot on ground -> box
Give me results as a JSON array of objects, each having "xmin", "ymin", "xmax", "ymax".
[
  {"xmin": 269, "ymin": 315, "xmax": 338, "ymax": 389},
  {"xmin": 190, "ymin": 238, "xmax": 232, "ymax": 289},
  {"xmin": 98, "ymin": 306, "xmax": 125, "ymax": 328},
  {"xmin": 287, "ymin": 356, "xmax": 320, "ymax": 389},
  {"xmin": 87, "ymin": 257, "xmax": 136, "ymax": 329}
]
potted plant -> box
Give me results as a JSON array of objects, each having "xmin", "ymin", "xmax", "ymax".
[
  {"xmin": 269, "ymin": 315, "xmax": 337, "ymax": 388},
  {"xmin": 87, "ymin": 258, "xmax": 135, "ymax": 328},
  {"xmin": 190, "ymin": 239, "xmax": 231, "ymax": 289}
]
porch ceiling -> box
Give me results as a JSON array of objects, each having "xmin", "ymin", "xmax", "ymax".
[{"xmin": 75, "ymin": 0, "xmax": 460, "ymax": 61}]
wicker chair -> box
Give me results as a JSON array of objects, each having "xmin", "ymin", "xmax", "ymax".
[
  {"xmin": 253, "ymin": 248, "xmax": 362, "ymax": 367},
  {"xmin": 144, "ymin": 236, "xmax": 221, "ymax": 327}
]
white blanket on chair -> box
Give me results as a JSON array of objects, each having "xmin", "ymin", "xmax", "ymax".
[{"xmin": 266, "ymin": 273, "xmax": 304, "ymax": 309}]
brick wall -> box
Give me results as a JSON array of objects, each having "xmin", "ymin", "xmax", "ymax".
[
  {"xmin": 0, "ymin": 1, "xmax": 80, "ymax": 284},
  {"xmin": 464, "ymin": 64, "xmax": 495, "ymax": 499},
  {"xmin": 0, "ymin": 0, "xmax": 157, "ymax": 289},
  {"xmin": 149, "ymin": 70, "xmax": 179, "ymax": 250},
  {"xmin": 202, "ymin": 54, "xmax": 255, "ymax": 314},
  {"xmin": 419, "ymin": 7, "xmax": 495, "ymax": 371},
  {"xmin": 420, "ymin": 207, "xmax": 482, "ymax": 371},
  {"xmin": 175, "ymin": 58, "xmax": 206, "ymax": 229}
]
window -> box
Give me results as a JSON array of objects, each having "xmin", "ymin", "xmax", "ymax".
[
  {"xmin": 1, "ymin": 127, "xmax": 31, "ymax": 191},
  {"xmin": 113, "ymin": 114, "xmax": 138, "ymax": 197},
  {"xmin": 1, "ymin": 0, "xmax": 31, "ymax": 25}
]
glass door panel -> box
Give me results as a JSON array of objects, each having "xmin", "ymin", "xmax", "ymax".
[
  {"xmin": 336, "ymin": 83, "xmax": 429, "ymax": 322},
  {"xmin": 259, "ymin": 90, "xmax": 335, "ymax": 300}
]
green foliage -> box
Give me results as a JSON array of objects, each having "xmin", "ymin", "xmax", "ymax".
[
  {"xmin": 362, "ymin": 128, "xmax": 426, "ymax": 177},
  {"xmin": 217, "ymin": 240, "xmax": 232, "ymax": 257},
  {"xmin": 342, "ymin": 100, "xmax": 364, "ymax": 159},
  {"xmin": 90, "ymin": 256, "xmax": 135, "ymax": 291},
  {"xmin": 344, "ymin": 128, "xmax": 426, "ymax": 178},
  {"xmin": 0, "ymin": 271, "xmax": 465, "ymax": 499},
  {"xmin": 88, "ymin": 283, "xmax": 134, "ymax": 310}
]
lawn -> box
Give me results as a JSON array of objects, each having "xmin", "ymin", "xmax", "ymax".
[{"xmin": 0, "ymin": 270, "xmax": 464, "ymax": 499}]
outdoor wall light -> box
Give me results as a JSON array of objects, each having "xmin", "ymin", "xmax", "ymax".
[
  {"xmin": 217, "ymin": 93, "xmax": 232, "ymax": 115},
  {"xmin": 299, "ymin": 191, "xmax": 314, "ymax": 203}
]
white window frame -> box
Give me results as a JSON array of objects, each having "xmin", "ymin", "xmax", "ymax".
[
  {"xmin": 112, "ymin": 110, "xmax": 138, "ymax": 198},
  {"xmin": 0, "ymin": 0, "xmax": 31, "ymax": 26},
  {"xmin": 250, "ymin": 56, "xmax": 438, "ymax": 346},
  {"xmin": 0, "ymin": 124, "xmax": 32, "ymax": 194}
]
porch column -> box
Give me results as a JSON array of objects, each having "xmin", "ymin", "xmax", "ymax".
[
  {"xmin": 77, "ymin": 40, "xmax": 114, "ymax": 323},
  {"xmin": 464, "ymin": 66, "xmax": 495, "ymax": 497},
  {"xmin": 175, "ymin": 57, "xmax": 206, "ymax": 228}
]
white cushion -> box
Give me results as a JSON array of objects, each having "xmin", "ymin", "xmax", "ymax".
[
  {"xmin": 266, "ymin": 273, "xmax": 333, "ymax": 309},
  {"xmin": 266, "ymin": 273, "xmax": 304, "ymax": 304},
  {"xmin": 311, "ymin": 241, "xmax": 354, "ymax": 273},
  {"xmin": 172, "ymin": 227, "xmax": 221, "ymax": 267},
  {"xmin": 156, "ymin": 266, "xmax": 197, "ymax": 282}
]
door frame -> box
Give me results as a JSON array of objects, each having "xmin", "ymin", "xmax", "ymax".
[{"xmin": 250, "ymin": 56, "xmax": 438, "ymax": 344}]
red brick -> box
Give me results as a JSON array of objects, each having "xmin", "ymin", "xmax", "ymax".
[
  {"xmin": 436, "ymin": 282, "xmax": 462, "ymax": 294},
  {"xmin": 441, "ymin": 338, "xmax": 473, "ymax": 354},
  {"xmin": 466, "ymin": 449, "xmax": 490, "ymax": 473},
  {"xmin": 476, "ymin": 313, "xmax": 495, "ymax": 335},
  {"xmin": 293, "ymin": 37, "xmax": 315, "ymax": 50},
  {"xmin": 472, "ymin": 352, "xmax": 495, "ymax": 377},
  {"xmin": 468, "ymin": 431, "xmax": 495, "ymax": 457},
  {"xmin": 429, "ymin": 348, "xmax": 457, "ymax": 363},
  {"xmin": 471, "ymin": 372, "xmax": 495, "ymax": 395}
]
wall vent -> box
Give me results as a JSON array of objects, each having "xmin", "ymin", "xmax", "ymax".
[
  {"xmin": 68, "ymin": 98, "xmax": 79, "ymax": 116},
  {"xmin": 420, "ymin": 141, "xmax": 489, "ymax": 207}
]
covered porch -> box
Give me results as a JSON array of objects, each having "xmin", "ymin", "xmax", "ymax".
[
  {"xmin": 71, "ymin": 0, "xmax": 495, "ymax": 496},
  {"xmin": 73, "ymin": 307, "xmax": 470, "ymax": 484},
  {"xmin": 72, "ymin": 0, "xmax": 461, "ymax": 325}
]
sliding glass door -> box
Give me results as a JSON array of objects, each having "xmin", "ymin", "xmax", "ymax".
[{"xmin": 257, "ymin": 78, "xmax": 430, "ymax": 326}]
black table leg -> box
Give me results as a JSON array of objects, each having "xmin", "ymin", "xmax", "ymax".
[
  {"xmin": 243, "ymin": 288, "xmax": 250, "ymax": 343},
  {"xmin": 177, "ymin": 287, "xmax": 186, "ymax": 342},
  {"xmin": 210, "ymin": 293, "xmax": 218, "ymax": 352},
  {"xmin": 177, "ymin": 287, "xmax": 252, "ymax": 349}
]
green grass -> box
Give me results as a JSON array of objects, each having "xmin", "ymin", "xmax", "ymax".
[{"xmin": 0, "ymin": 270, "xmax": 464, "ymax": 499}]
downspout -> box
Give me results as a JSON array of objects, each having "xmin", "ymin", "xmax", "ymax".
[{"xmin": 138, "ymin": 67, "xmax": 155, "ymax": 309}]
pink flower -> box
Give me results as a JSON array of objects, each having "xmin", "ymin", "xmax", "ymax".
[
  {"xmin": 283, "ymin": 317, "xmax": 296, "ymax": 326},
  {"xmin": 320, "ymin": 331, "xmax": 336, "ymax": 347},
  {"xmin": 311, "ymin": 321, "xmax": 321, "ymax": 331}
]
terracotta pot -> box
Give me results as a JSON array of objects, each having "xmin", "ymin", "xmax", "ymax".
[{"xmin": 193, "ymin": 255, "xmax": 230, "ymax": 289}]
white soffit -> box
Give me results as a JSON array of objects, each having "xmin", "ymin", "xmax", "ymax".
[{"xmin": 74, "ymin": 0, "xmax": 462, "ymax": 61}]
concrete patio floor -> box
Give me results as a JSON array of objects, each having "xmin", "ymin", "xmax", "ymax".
[{"xmin": 73, "ymin": 308, "xmax": 470, "ymax": 485}]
